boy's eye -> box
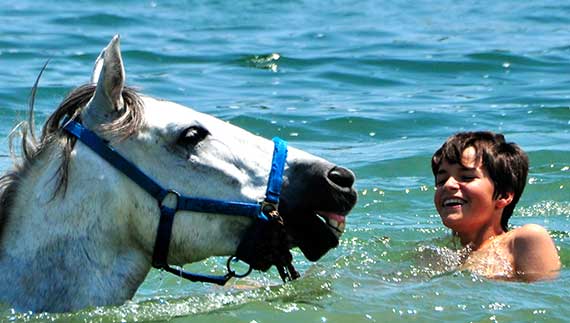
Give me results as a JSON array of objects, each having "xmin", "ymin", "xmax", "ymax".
[{"xmin": 460, "ymin": 175, "xmax": 476, "ymax": 182}]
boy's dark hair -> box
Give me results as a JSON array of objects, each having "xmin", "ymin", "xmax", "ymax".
[{"xmin": 431, "ymin": 131, "xmax": 529, "ymax": 231}]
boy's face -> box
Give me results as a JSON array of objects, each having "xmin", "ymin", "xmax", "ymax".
[{"xmin": 433, "ymin": 147, "xmax": 499, "ymax": 233}]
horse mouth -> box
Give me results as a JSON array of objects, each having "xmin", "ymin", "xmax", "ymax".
[
  {"xmin": 282, "ymin": 204, "xmax": 353, "ymax": 262},
  {"xmin": 279, "ymin": 163, "xmax": 357, "ymax": 262},
  {"xmin": 316, "ymin": 211, "xmax": 346, "ymax": 238}
]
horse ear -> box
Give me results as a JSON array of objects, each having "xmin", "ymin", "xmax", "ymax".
[
  {"xmin": 82, "ymin": 35, "xmax": 125, "ymax": 127},
  {"xmin": 90, "ymin": 46, "xmax": 105, "ymax": 84}
]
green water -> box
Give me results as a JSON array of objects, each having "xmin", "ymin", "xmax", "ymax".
[{"xmin": 1, "ymin": 1, "xmax": 569, "ymax": 322}]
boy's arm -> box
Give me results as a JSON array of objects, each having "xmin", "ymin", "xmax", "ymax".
[{"xmin": 512, "ymin": 224, "xmax": 560, "ymax": 282}]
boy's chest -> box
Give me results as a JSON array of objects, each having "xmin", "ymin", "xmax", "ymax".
[{"xmin": 461, "ymin": 236, "xmax": 515, "ymax": 279}]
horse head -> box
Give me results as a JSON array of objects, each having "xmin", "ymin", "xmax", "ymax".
[
  {"xmin": 0, "ymin": 35, "xmax": 357, "ymax": 312},
  {"xmin": 80, "ymin": 36, "xmax": 357, "ymax": 268}
]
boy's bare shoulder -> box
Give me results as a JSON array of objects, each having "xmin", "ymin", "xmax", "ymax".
[
  {"xmin": 509, "ymin": 224, "xmax": 560, "ymax": 281},
  {"xmin": 510, "ymin": 224, "xmax": 557, "ymax": 255},
  {"xmin": 511, "ymin": 224, "xmax": 553, "ymax": 245}
]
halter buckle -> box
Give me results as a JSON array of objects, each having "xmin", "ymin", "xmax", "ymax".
[{"xmin": 159, "ymin": 189, "xmax": 181, "ymax": 213}]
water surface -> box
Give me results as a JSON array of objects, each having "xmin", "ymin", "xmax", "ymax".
[{"xmin": 1, "ymin": 1, "xmax": 568, "ymax": 322}]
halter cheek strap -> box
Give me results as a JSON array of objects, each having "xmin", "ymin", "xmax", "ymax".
[{"xmin": 63, "ymin": 118, "xmax": 289, "ymax": 285}]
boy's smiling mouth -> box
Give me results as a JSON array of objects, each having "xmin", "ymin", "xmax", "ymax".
[{"xmin": 442, "ymin": 197, "xmax": 466, "ymax": 207}]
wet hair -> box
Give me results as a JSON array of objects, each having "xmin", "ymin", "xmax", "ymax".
[{"xmin": 431, "ymin": 131, "xmax": 529, "ymax": 231}]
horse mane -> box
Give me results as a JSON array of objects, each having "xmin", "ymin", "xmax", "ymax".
[{"xmin": 0, "ymin": 75, "xmax": 144, "ymax": 243}]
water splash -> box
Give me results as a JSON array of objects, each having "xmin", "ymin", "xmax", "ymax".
[
  {"xmin": 3, "ymin": 274, "xmax": 332, "ymax": 322},
  {"xmin": 517, "ymin": 200, "xmax": 570, "ymax": 218}
]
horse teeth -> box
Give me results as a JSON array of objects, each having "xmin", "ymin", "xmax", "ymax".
[
  {"xmin": 327, "ymin": 218, "xmax": 345, "ymax": 234},
  {"xmin": 329, "ymin": 219, "xmax": 339, "ymax": 227},
  {"xmin": 317, "ymin": 212, "xmax": 345, "ymax": 235}
]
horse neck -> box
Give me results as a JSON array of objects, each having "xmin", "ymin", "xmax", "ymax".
[{"xmin": 0, "ymin": 141, "xmax": 151, "ymax": 312}]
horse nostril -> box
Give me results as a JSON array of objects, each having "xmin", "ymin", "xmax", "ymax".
[{"xmin": 327, "ymin": 166, "xmax": 355, "ymax": 188}]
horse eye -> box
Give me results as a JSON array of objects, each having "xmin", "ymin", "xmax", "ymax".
[{"xmin": 177, "ymin": 125, "xmax": 210, "ymax": 146}]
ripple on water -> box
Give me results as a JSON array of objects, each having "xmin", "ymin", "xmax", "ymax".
[{"xmin": 237, "ymin": 53, "xmax": 282, "ymax": 72}]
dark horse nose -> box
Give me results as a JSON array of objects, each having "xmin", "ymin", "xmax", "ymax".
[{"xmin": 327, "ymin": 166, "xmax": 355, "ymax": 188}]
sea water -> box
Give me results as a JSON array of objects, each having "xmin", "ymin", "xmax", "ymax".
[{"xmin": 0, "ymin": 0, "xmax": 568, "ymax": 322}]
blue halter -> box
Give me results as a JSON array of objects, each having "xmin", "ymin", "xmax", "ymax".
[{"xmin": 62, "ymin": 118, "xmax": 288, "ymax": 285}]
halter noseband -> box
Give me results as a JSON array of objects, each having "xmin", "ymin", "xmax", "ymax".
[{"xmin": 63, "ymin": 118, "xmax": 290, "ymax": 285}]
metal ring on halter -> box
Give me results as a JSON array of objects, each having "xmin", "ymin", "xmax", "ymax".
[
  {"xmin": 227, "ymin": 256, "xmax": 253, "ymax": 278},
  {"xmin": 159, "ymin": 189, "xmax": 181, "ymax": 210}
]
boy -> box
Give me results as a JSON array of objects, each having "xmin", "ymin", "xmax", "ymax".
[{"xmin": 431, "ymin": 131, "xmax": 560, "ymax": 281}]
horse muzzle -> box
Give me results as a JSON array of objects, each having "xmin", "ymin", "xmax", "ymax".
[{"xmin": 280, "ymin": 164, "xmax": 358, "ymax": 261}]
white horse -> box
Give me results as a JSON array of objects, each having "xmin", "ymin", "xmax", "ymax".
[{"xmin": 0, "ymin": 36, "xmax": 357, "ymax": 313}]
